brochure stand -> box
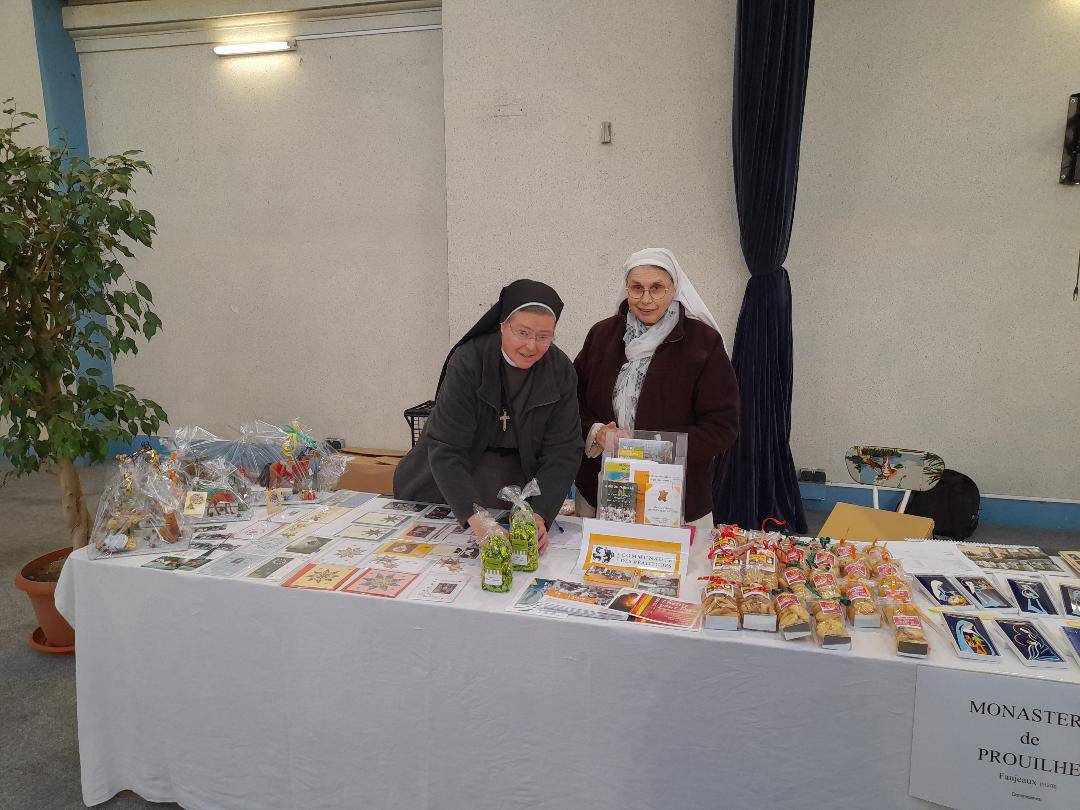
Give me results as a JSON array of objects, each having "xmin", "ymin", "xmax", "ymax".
[{"xmin": 595, "ymin": 430, "xmax": 688, "ymax": 527}]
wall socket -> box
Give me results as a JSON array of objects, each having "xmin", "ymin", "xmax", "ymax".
[{"xmin": 798, "ymin": 468, "xmax": 827, "ymax": 484}]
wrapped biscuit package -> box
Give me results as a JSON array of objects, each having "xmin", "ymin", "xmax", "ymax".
[
  {"xmin": 883, "ymin": 594, "xmax": 930, "ymax": 658},
  {"xmin": 842, "ymin": 558, "xmax": 872, "ymax": 585},
  {"xmin": 739, "ymin": 582, "xmax": 776, "ymax": 632},
  {"xmin": 810, "ymin": 599, "xmax": 851, "ymax": 650},
  {"xmin": 775, "ymin": 592, "xmax": 811, "ymax": 640},
  {"xmin": 859, "ymin": 540, "xmax": 887, "ymax": 570},
  {"xmin": 806, "ymin": 540, "xmax": 840, "ymax": 577},
  {"xmin": 700, "ymin": 577, "xmax": 740, "ymax": 631},
  {"xmin": 712, "ymin": 553, "xmax": 743, "ymax": 585},
  {"xmin": 709, "ymin": 524, "xmax": 749, "ymax": 561},
  {"xmin": 842, "ymin": 581, "xmax": 882, "ymax": 628},
  {"xmin": 744, "ymin": 547, "xmax": 779, "ymax": 591},
  {"xmin": 808, "ymin": 570, "xmax": 841, "ymax": 600},
  {"xmin": 781, "ymin": 565, "xmax": 812, "ymax": 599},
  {"xmin": 873, "ymin": 560, "xmax": 909, "ymax": 599}
]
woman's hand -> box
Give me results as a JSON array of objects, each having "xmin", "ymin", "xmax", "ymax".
[
  {"xmin": 593, "ymin": 421, "xmax": 619, "ymax": 453},
  {"xmin": 535, "ymin": 515, "xmax": 549, "ymax": 555}
]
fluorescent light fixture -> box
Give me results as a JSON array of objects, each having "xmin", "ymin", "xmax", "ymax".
[{"xmin": 213, "ymin": 40, "xmax": 296, "ymax": 56}]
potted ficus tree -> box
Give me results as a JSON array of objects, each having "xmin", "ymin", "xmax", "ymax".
[{"xmin": 2, "ymin": 100, "xmax": 168, "ymax": 653}]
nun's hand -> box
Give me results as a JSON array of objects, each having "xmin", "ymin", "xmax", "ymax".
[{"xmin": 535, "ymin": 515, "xmax": 549, "ymax": 555}]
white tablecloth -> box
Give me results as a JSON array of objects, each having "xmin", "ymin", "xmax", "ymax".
[{"xmin": 55, "ymin": 502, "xmax": 1077, "ymax": 809}]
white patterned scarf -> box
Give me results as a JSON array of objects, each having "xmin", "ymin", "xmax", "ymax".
[
  {"xmin": 613, "ymin": 304, "xmax": 679, "ymax": 431},
  {"xmin": 610, "ymin": 248, "xmax": 722, "ymax": 431}
]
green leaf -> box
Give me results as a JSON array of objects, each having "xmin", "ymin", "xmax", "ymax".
[{"xmin": 134, "ymin": 280, "xmax": 152, "ymax": 302}]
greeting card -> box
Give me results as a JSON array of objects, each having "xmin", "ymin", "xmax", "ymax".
[
  {"xmin": 281, "ymin": 563, "xmax": 358, "ymax": 591},
  {"xmin": 343, "ymin": 567, "xmax": 417, "ymax": 598}
]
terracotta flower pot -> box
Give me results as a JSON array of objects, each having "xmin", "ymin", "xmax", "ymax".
[{"xmin": 14, "ymin": 547, "xmax": 75, "ymax": 655}]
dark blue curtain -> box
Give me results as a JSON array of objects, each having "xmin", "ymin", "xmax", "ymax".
[{"xmin": 714, "ymin": 0, "xmax": 814, "ymax": 533}]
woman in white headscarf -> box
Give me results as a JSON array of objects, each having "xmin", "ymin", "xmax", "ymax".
[{"xmin": 573, "ymin": 248, "xmax": 740, "ymax": 529}]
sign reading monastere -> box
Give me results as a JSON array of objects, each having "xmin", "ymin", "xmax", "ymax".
[{"xmin": 909, "ymin": 666, "xmax": 1080, "ymax": 810}]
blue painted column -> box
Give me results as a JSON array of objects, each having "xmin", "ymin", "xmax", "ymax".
[{"xmin": 32, "ymin": 1, "xmax": 131, "ymax": 455}]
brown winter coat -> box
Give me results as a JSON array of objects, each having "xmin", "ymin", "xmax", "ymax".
[{"xmin": 573, "ymin": 302, "xmax": 740, "ymax": 522}]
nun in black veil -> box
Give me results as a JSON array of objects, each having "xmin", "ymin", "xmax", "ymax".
[{"xmin": 393, "ymin": 279, "xmax": 583, "ymax": 548}]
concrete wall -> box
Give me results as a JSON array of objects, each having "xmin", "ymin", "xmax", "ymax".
[
  {"xmin": 791, "ymin": 0, "xmax": 1080, "ymax": 499},
  {"xmin": 71, "ymin": 10, "xmax": 448, "ymax": 447},
  {"xmin": 0, "ymin": 0, "xmax": 48, "ymax": 144},
  {"xmin": 50, "ymin": 0, "xmax": 1080, "ymax": 498},
  {"xmin": 442, "ymin": 0, "xmax": 746, "ymax": 355}
]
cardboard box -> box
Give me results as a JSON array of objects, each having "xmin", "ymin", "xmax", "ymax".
[
  {"xmin": 336, "ymin": 447, "xmax": 407, "ymax": 495},
  {"xmin": 817, "ymin": 502, "xmax": 934, "ymax": 542}
]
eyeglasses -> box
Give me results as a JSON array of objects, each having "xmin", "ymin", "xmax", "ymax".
[
  {"xmin": 627, "ymin": 283, "xmax": 672, "ymax": 301},
  {"xmin": 506, "ymin": 326, "xmax": 554, "ymax": 345}
]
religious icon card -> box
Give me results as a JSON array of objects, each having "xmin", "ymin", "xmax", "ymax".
[
  {"xmin": 353, "ymin": 511, "xmax": 410, "ymax": 528},
  {"xmin": 993, "ymin": 618, "xmax": 1069, "ymax": 669},
  {"xmin": 282, "ymin": 563, "xmax": 358, "ymax": 592},
  {"xmin": 1060, "ymin": 626, "xmax": 1080, "ymax": 663},
  {"xmin": 377, "ymin": 540, "xmax": 436, "ymax": 558},
  {"xmin": 423, "ymin": 505, "xmax": 455, "ymax": 521},
  {"xmin": 411, "ymin": 573, "xmax": 469, "ymax": 603},
  {"xmin": 399, "ymin": 522, "xmax": 446, "ymax": 541},
  {"xmin": 1056, "ymin": 580, "xmax": 1080, "ymax": 618},
  {"xmin": 1005, "ymin": 577, "xmax": 1058, "ymax": 616},
  {"xmin": 941, "ymin": 613, "xmax": 1000, "ymax": 661},
  {"xmin": 912, "ymin": 574, "xmax": 975, "ymax": 610},
  {"xmin": 954, "ymin": 575, "xmax": 1014, "ymax": 611},
  {"xmin": 342, "ymin": 567, "xmax": 418, "ymax": 598},
  {"xmin": 380, "ymin": 500, "xmax": 430, "ymax": 514}
]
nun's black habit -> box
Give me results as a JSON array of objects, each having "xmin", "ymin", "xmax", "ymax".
[{"xmin": 393, "ymin": 280, "xmax": 584, "ymax": 526}]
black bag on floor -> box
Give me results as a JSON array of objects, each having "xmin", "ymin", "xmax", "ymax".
[{"xmin": 905, "ymin": 469, "xmax": 981, "ymax": 540}]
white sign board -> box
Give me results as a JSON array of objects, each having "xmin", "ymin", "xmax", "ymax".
[{"xmin": 910, "ymin": 666, "xmax": 1080, "ymax": 810}]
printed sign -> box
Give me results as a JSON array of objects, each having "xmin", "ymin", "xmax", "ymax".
[{"xmin": 910, "ymin": 666, "xmax": 1080, "ymax": 810}]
